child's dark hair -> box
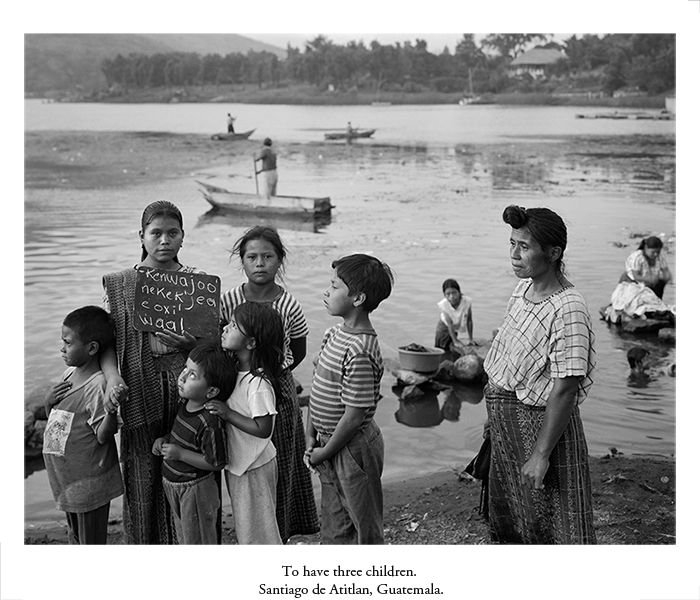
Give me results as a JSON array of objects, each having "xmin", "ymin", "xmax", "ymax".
[
  {"xmin": 63, "ymin": 306, "xmax": 115, "ymax": 354},
  {"xmin": 332, "ymin": 253, "xmax": 394, "ymax": 313},
  {"xmin": 188, "ymin": 341, "xmax": 238, "ymax": 401},
  {"xmin": 233, "ymin": 302, "xmax": 284, "ymax": 398},
  {"xmin": 230, "ymin": 225, "xmax": 287, "ymax": 276},
  {"xmin": 442, "ymin": 278, "xmax": 461, "ymax": 293},
  {"xmin": 502, "ymin": 205, "xmax": 567, "ymax": 274},
  {"xmin": 140, "ymin": 201, "xmax": 184, "ymax": 261}
]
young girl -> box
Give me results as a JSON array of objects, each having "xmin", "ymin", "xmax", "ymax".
[
  {"xmin": 434, "ymin": 278, "xmax": 475, "ymax": 356},
  {"xmin": 220, "ymin": 225, "xmax": 319, "ymax": 542},
  {"xmin": 206, "ymin": 302, "xmax": 284, "ymax": 544},
  {"xmin": 101, "ymin": 200, "xmax": 200, "ymax": 544}
]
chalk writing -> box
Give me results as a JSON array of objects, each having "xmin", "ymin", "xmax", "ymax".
[{"xmin": 133, "ymin": 267, "xmax": 221, "ymax": 339}]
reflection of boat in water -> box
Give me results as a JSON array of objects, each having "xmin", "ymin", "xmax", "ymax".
[
  {"xmin": 324, "ymin": 128, "xmax": 376, "ymax": 140},
  {"xmin": 196, "ymin": 180, "xmax": 332, "ymax": 218},
  {"xmin": 210, "ymin": 128, "xmax": 256, "ymax": 141},
  {"xmin": 195, "ymin": 207, "xmax": 330, "ymax": 234}
]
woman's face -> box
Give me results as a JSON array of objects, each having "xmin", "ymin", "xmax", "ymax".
[
  {"xmin": 509, "ymin": 226, "xmax": 555, "ymax": 280},
  {"xmin": 140, "ymin": 216, "xmax": 184, "ymax": 267},
  {"xmin": 642, "ymin": 246, "xmax": 661, "ymax": 262}
]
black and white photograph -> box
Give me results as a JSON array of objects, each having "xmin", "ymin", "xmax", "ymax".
[{"xmin": 10, "ymin": 1, "xmax": 697, "ymax": 599}]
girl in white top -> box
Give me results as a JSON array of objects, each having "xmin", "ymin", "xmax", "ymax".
[
  {"xmin": 206, "ymin": 301, "xmax": 284, "ymax": 544},
  {"xmin": 435, "ymin": 278, "xmax": 475, "ymax": 354}
]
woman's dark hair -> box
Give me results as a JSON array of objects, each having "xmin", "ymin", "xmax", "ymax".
[
  {"xmin": 502, "ymin": 205, "xmax": 567, "ymax": 273},
  {"xmin": 639, "ymin": 236, "xmax": 663, "ymax": 251},
  {"xmin": 230, "ymin": 225, "xmax": 287, "ymax": 276},
  {"xmin": 233, "ymin": 302, "xmax": 284, "ymax": 400},
  {"xmin": 140, "ymin": 201, "xmax": 184, "ymax": 261},
  {"xmin": 442, "ymin": 278, "xmax": 461, "ymax": 294}
]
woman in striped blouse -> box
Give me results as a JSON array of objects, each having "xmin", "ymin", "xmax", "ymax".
[
  {"xmin": 483, "ymin": 205, "xmax": 596, "ymax": 544},
  {"xmin": 220, "ymin": 226, "xmax": 319, "ymax": 542}
]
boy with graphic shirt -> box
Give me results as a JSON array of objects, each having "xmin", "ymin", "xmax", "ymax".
[{"xmin": 43, "ymin": 306, "xmax": 123, "ymax": 544}]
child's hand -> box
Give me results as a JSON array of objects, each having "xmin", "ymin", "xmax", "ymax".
[
  {"xmin": 160, "ymin": 442, "xmax": 182, "ymax": 461},
  {"xmin": 204, "ymin": 400, "xmax": 229, "ymax": 419},
  {"xmin": 304, "ymin": 446, "xmax": 318, "ymax": 475},
  {"xmin": 306, "ymin": 447, "xmax": 326, "ymax": 468},
  {"xmin": 151, "ymin": 437, "xmax": 166, "ymax": 456},
  {"xmin": 155, "ymin": 330, "xmax": 197, "ymax": 351},
  {"xmin": 104, "ymin": 393, "xmax": 120, "ymax": 416},
  {"xmin": 109, "ymin": 381, "xmax": 128, "ymax": 405},
  {"xmin": 45, "ymin": 380, "xmax": 72, "ymax": 407}
]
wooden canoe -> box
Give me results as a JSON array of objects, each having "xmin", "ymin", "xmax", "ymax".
[
  {"xmin": 324, "ymin": 128, "xmax": 376, "ymax": 140},
  {"xmin": 210, "ymin": 129, "xmax": 256, "ymax": 141},
  {"xmin": 196, "ymin": 180, "xmax": 332, "ymax": 217}
]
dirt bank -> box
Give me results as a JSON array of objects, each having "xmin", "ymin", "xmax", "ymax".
[{"xmin": 25, "ymin": 453, "xmax": 674, "ymax": 545}]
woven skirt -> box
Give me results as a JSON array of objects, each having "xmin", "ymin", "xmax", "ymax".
[
  {"xmin": 273, "ymin": 370, "xmax": 320, "ymax": 542},
  {"xmin": 485, "ymin": 382, "xmax": 596, "ymax": 544}
]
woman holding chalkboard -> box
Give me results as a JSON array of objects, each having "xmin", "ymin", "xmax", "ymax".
[
  {"xmin": 101, "ymin": 200, "xmax": 200, "ymax": 544},
  {"xmin": 221, "ymin": 226, "xmax": 320, "ymax": 542}
]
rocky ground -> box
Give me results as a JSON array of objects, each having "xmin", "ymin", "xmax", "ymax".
[{"xmin": 25, "ymin": 453, "xmax": 675, "ymax": 545}]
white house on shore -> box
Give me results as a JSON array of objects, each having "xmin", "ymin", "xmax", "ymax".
[{"xmin": 509, "ymin": 47, "xmax": 567, "ymax": 79}]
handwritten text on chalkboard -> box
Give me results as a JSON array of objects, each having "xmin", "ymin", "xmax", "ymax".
[{"xmin": 133, "ymin": 267, "xmax": 221, "ymax": 339}]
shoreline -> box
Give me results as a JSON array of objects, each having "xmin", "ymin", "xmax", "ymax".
[{"xmin": 25, "ymin": 453, "xmax": 675, "ymax": 544}]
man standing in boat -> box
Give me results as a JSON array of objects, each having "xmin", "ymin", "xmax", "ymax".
[
  {"xmin": 227, "ymin": 113, "xmax": 236, "ymax": 134},
  {"xmin": 255, "ymin": 137, "xmax": 278, "ymax": 198}
]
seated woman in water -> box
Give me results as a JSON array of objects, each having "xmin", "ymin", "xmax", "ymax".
[
  {"xmin": 621, "ymin": 236, "xmax": 673, "ymax": 300},
  {"xmin": 434, "ymin": 278, "xmax": 475, "ymax": 358}
]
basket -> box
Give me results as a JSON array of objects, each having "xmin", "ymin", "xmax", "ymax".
[{"xmin": 397, "ymin": 346, "xmax": 445, "ymax": 373}]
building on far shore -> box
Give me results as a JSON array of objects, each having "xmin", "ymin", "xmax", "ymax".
[{"xmin": 509, "ymin": 47, "xmax": 567, "ymax": 79}]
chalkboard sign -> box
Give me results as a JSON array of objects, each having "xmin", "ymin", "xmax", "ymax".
[{"xmin": 133, "ymin": 267, "xmax": 221, "ymax": 339}]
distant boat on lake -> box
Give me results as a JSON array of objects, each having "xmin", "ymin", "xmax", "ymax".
[
  {"xmin": 324, "ymin": 128, "xmax": 376, "ymax": 140},
  {"xmin": 210, "ymin": 128, "xmax": 255, "ymax": 141}
]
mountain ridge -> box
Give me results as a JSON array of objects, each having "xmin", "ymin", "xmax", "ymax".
[{"xmin": 25, "ymin": 33, "xmax": 286, "ymax": 94}]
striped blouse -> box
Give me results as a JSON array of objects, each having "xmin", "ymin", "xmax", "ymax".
[
  {"xmin": 220, "ymin": 284, "xmax": 309, "ymax": 370},
  {"xmin": 309, "ymin": 324, "xmax": 383, "ymax": 435},
  {"xmin": 484, "ymin": 279, "xmax": 595, "ymax": 407}
]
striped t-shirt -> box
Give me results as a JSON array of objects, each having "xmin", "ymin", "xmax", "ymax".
[
  {"xmin": 220, "ymin": 284, "xmax": 309, "ymax": 370},
  {"xmin": 484, "ymin": 279, "xmax": 595, "ymax": 407},
  {"xmin": 309, "ymin": 323, "xmax": 384, "ymax": 435},
  {"xmin": 162, "ymin": 402, "xmax": 228, "ymax": 483}
]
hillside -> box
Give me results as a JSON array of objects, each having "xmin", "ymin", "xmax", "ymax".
[{"xmin": 24, "ymin": 33, "xmax": 286, "ymax": 95}]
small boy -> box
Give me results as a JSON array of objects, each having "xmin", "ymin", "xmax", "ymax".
[
  {"xmin": 305, "ymin": 253, "xmax": 394, "ymax": 544},
  {"xmin": 43, "ymin": 306, "xmax": 123, "ymax": 544},
  {"xmin": 151, "ymin": 341, "xmax": 235, "ymax": 544},
  {"xmin": 627, "ymin": 346, "xmax": 650, "ymax": 375}
]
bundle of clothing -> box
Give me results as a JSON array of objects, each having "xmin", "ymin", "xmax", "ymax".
[{"xmin": 602, "ymin": 281, "xmax": 675, "ymax": 324}]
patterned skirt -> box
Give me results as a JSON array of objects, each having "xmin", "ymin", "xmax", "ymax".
[
  {"xmin": 485, "ymin": 383, "xmax": 596, "ymax": 544},
  {"xmin": 120, "ymin": 353, "xmax": 183, "ymax": 544},
  {"xmin": 273, "ymin": 370, "xmax": 320, "ymax": 541}
]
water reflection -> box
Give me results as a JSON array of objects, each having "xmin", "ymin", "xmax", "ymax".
[
  {"xmin": 194, "ymin": 207, "xmax": 331, "ymax": 234},
  {"xmin": 393, "ymin": 380, "xmax": 484, "ymax": 428}
]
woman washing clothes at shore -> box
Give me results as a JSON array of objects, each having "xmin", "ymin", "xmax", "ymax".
[
  {"xmin": 483, "ymin": 205, "xmax": 596, "ymax": 544},
  {"xmin": 602, "ymin": 235, "xmax": 674, "ymax": 324}
]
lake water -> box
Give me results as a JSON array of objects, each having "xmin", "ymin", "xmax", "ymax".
[{"xmin": 24, "ymin": 100, "xmax": 675, "ymax": 527}]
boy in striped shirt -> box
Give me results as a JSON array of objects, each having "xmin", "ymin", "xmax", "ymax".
[
  {"xmin": 152, "ymin": 342, "xmax": 236, "ymax": 544},
  {"xmin": 305, "ymin": 254, "xmax": 394, "ymax": 544}
]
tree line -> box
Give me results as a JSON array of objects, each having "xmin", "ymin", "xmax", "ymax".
[{"xmin": 100, "ymin": 34, "xmax": 675, "ymax": 96}]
